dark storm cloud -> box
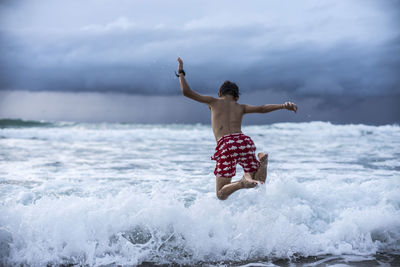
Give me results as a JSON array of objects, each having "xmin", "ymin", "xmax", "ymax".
[
  {"xmin": 0, "ymin": 0, "xmax": 399, "ymax": 97},
  {"xmin": 1, "ymin": 28, "xmax": 399, "ymax": 97},
  {"xmin": 0, "ymin": 0, "xmax": 399, "ymax": 124}
]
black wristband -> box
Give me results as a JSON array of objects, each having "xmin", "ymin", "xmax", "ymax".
[{"xmin": 175, "ymin": 69, "xmax": 186, "ymax": 77}]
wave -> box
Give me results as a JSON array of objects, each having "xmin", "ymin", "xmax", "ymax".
[
  {"xmin": 0, "ymin": 118, "xmax": 54, "ymax": 128},
  {"xmin": 0, "ymin": 121, "xmax": 399, "ymax": 265},
  {"xmin": 1, "ymin": 186, "xmax": 399, "ymax": 266},
  {"xmin": 0, "ymin": 118, "xmax": 398, "ymax": 130}
]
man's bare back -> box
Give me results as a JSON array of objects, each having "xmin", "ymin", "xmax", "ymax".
[
  {"xmin": 210, "ymin": 96, "xmax": 297, "ymax": 141},
  {"xmin": 210, "ymin": 96, "xmax": 244, "ymax": 141},
  {"xmin": 177, "ymin": 57, "xmax": 298, "ymax": 200}
]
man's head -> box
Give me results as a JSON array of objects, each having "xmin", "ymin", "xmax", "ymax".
[{"xmin": 218, "ymin": 81, "xmax": 239, "ymax": 100}]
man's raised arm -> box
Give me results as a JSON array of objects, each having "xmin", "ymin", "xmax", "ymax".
[
  {"xmin": 243, "ymin": 102, "xmax": 298, "ymax": 114},
  {"xmin": 177, "ymin": 57, "xmax": 216, "ymax": 104}
]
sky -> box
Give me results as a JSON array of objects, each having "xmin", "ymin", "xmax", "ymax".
[{"xmin": 0, "ymin": 0, "xmax": 399, "ymax": 124}]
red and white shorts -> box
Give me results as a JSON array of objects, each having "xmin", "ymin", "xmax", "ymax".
[{"xmin": 211, "ymin": 133, "xmax": 260, "ymax": 178}]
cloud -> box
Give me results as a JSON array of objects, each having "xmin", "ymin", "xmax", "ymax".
[
  {"xmin": 0, "ymin": 0, "xmax": 399, "ymax": 99},
  {"xmin": 80, "ymin": 17, "xmax": 136, "ymax": 32}
]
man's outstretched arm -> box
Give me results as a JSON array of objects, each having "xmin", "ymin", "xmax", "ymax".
[
  {"xmin": 177, "ymin": 57, "xmax": 216, "ymax": 104},
  {"xmin": 243, "ymin": 102, "xmax": 298, "ymax": 114}
]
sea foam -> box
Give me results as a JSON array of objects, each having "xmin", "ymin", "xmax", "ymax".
[{"xmin": 0, "ymin": 121, "xmax": 399, "ymax": 265}]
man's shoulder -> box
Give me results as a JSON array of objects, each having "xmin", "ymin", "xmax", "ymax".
[{"xmin": 238, "ymin": 103, "xmax": 248, "ymax": 111}]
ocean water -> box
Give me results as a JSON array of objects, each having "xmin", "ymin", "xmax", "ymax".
[{"xmin": 0, "ymin": 119, "xmax": 399, "ymax": 266}]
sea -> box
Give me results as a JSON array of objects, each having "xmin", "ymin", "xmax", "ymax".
[{"xmin": 0, "ymin": 119, "xmax": 399, "ymax": 266}]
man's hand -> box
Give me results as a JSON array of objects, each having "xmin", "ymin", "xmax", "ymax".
[
  {"xmin": 283, "ymin": 102, "xmax": 298, "ymax": 113},
  {"xmin": 177, "ymin": 57, "xmax": 183, "ymax": 71}
]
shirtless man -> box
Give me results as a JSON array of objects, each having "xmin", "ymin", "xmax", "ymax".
[{"xmin": 177, "ymin": 57, "xmax": 298, "ymax": 200}]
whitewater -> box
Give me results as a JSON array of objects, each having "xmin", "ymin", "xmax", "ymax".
[{"xmin": 0, "ymin": 120, "xmax": 399, "ymax": 266}]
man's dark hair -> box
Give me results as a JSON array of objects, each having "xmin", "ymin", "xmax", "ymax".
[{"xmin": 219, "ymin": 81, "xmax": 240, "ymax": 99}]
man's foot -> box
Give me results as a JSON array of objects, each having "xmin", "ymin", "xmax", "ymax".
[
  {"xmin": 240, "ymin": 173, "xmax": 258, "ymax": 188},
  {"xmin": 258, "ymin": 152, "xmax": 268, "ymax": 164},
  {"xmin": 255, "ymin": 153, "xmax": 268, "ymax": 184}
]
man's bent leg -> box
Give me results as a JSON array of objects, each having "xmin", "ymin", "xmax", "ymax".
[
  {"xmin": 216, "ymin": 175, "xmax": 259, "ymax": 200},
  {"xmin": 216, "ymin": 177, "xmax": 236, "ymax": 200},
  {"xmin": 216, "ymin": 176, "xmax": 256, "ymax": 200},
  {"xmin": 254, "ymin": 153, "xmax": 268, "ymax": 184},
  {"xmin": 242, "ymin": 172, "xmax": 259, "ymax": 185}
]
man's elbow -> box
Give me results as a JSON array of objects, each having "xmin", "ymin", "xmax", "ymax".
[{"xmin": 182, "ymin": 90, "xmax": 191, "ymax": 97}]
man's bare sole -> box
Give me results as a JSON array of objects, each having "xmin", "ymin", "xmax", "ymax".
[
  {"xmin": 240, "ymin": 173, "xmax": 258, "ymax": 188},
  {"xmin": 255, "ymin": 152, "xmax": 268, "ymax": 184},
  {"xmin": 258, "ymin": 152, "xmax": 268, "ymax": 163}
]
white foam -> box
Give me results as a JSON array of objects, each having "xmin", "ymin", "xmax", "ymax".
[{"xmin": 0, "ymin": 122, "xmax": 399, "ymax": 265}]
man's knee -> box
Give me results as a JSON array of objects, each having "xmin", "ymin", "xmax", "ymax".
[{"xmin": 217, "ymin": 190, "xmax": 228, "ymax": 200}]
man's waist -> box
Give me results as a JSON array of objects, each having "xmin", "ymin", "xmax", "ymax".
[{"xmin": 216, "ymin": 132, "xmax": 246, "ymax": 144}]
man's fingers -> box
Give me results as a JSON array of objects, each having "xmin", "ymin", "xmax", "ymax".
[
  {"xmin": 177, "ymin": 57, "xmax": 183, "ymax": 73},
  {"xmin": 283, "ymin": 101, "xmax": 298, "ymax": 113},
  {"xmin": 177, "ymin": 57, "xmax": 183, "ymax": 65},
  {"xmin": 291, "ymin": 103, "xmax": 298, "ymax": 113},
  {"xmin": 284, "ymin": 102, "xmax": 289, "ymax": 109}
]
